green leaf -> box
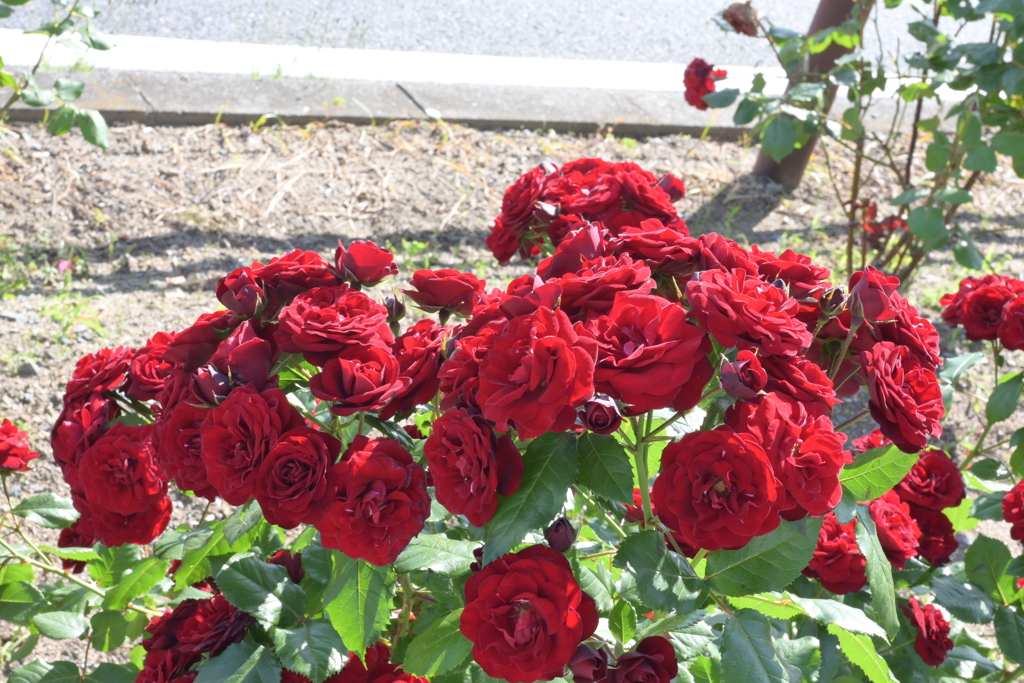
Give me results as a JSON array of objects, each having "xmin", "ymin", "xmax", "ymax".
[
  {"xmin": 613, "ymin": 529, "xmax": 707, "ymax": 613},
  {"xmin": 0, "ymin": 581, "xmax": 47, "ymax": 622},
  {"xmin": 482, "ymin": 432, "xmax": 579, "ymax": 563},
  {"xmin": 987, "ymin": 372, "xmax": 1023, "ymax": 424},
  {"xmin": 908, "ymin": 206, "xmax": 948, "ymax": 250},
  {"xmin": 77, "ymin": 109, "xmax": 109, "ymax": 150},
  {"xmin": 939, "ymin": 352, "xmax": 985, "ymax": 385},
  {"xmin": 402, "ymin": 608, "xmax": 474, "ymax": 677},
  {"xmin": 33, "ymin": 611, "xmax": 89, "ymax": 640},
  {"xmin": 997, "ymin": 605, "xmax": 1024, "ymax": 665},
  {"xmin": 0, "ymin": 562, "xmax": 34, "ymax": 585},
  {"xmin": 855, "ymin": 507, "xmax": 898, "ymax": 639},
  {"xmin": 925, "ymin": 142, "xmax": 952, "ymax": 173},
  {"xmin": 721, "ymin": 610, "xmax": 789, "ymax": 683},
  {"xmin": 728, "ymin": 594, "xmax": 804, "ymax": 620},
  {"xmin": 272, "ymin": 618, "xmax": 345, "ymax": 683},
  {"xmin": 703, "ymin": 88, "xmax": 740, "ymax": 108},
  {"xmin": 0, "ymin": 5, "xmax": 11, "ymax": 16},
  {"xmin": 635, "ymin": 611, "xmax": 705, "ymax": 642},
  {"xmin": 215, "ymin": 555, "xmax": 307, "ymax": 630},
  {"xmin": 889, "ymin": 187, "xmax": 929, "ymax": 206},
  {"xmin": 578, "ymin": 566, "xmax": 614, "ymax": 613},
  {"xmin": 224, "ymin": 501, "xmax": 263, "ymax": 546},
  {"xmin": 965, "ymin": 535, "xmax": 1014, "ymax": 603},
  {"xmin": 993, "ymin": 131, "xmax": 1024, "ymax": 157},
  {"xmin": 789, "ymin": 596, "xmax": 888, "ymax": 640},
  {"xmin": 609, "ymin": 600, "xmax": 637, "ymax": 644},
  {"xmin": 761, "ymin": 117, "xmax": 798, "ymax": 163},
  {"xmin": 102, "ymin": 558, "xmax": 168, "ymax": 610},
  {"xmin": 964, "ymin": 145, "xmax": 997, "ymax": 173},
  {"xmin": 47, "ymin": 105, "xmax": 77, "ymax": 137},
  {"xmin": 174, "ymin": 526, "xmax": 224, "ymax": 585},
  {"xmin": 734, "ymin": 98, "xmax": 761, "ymax": 126},
  {"xmin": 840, "ymin": 108, "xmax": 864, "ymax": 142},
  {"xmin": 394, "ymin": 535, "xmax": 477, "ymax": 577},
  {"xmin": 324, "ymin": 551, "xmax": 395, "ymax": 652},
  {"xmin": 705, "ymin": 516, "xmax": 823, "ymax": 596},
  {"xmin": 53, "ymin": 78, "xmax": 85, "ymax": 102},
  {"xmin": 12, "ymin": 493, "xmax": 79, "ymax": 529},
  {"xmin": 827, "ymin": 624, "xmax": 895, "ymax": 683},
  {"xmin": 195, "ymin": 641, "xmax": 282, "ymax": 683},
  {"xmin": 839, "ymin": 445, "xmax": 918, "ymax": 502},
  {"xmin": 39, "ymin": 546, "xmax": 99, "ymax": 562},
  {"xmin": 944, "ymin": 497, "xmax": 979, "ymax": 532},
  {"xmin": 11, "ymin": 661, "xmax": 74, "ymax": 683},
  {"xmin": 20, "ymin": 89, "xmax": 55, "ymax": 107},
  {"xmin": 934, "ymin": 188, "xmax": 971, "ymax": 204},
  {"xmin": 953, "ymin": 236, "xmax": 984, "ymax": 270},
  {"xmin": 933, "ymin": 575, "xmax": 996, "ymax": 623},
  {"xmin": 576, "ymin": 433, "xmax": 634, "ymax": 503},
  {"xmin": 1004, "ymin": 69, "xmax": 1024, "ymax": 95},
  {"xmin": 90, "ymin": 610, "xmax": 129, "ymax": 652},
  {"xmin": 93, "ymin": 544, "xmax": 144, "ymax": 588},
  {"xmin": 82, "ymin": 664, "xmax": 138, "ymax": 683},
  {"xmin": 26, "ymin": 661, "xmax": 80, "ymax": 683}
]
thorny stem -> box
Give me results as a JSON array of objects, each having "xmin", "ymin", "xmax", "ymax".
[
  {"xmin": 834, "ymin": 409, "xmax": 871, "ymax": 433},
  {"xmin": 828, "ymin": 320, "xmax": 862, "ymax": 381},
  {"xmin": 574, "ymin": 487, "xmax": 627, "ymax": 540},
  {"xmin": 878, "ymin": 639, "xmax": 915, "ymax": 656},
  {"xmin": 630, "ymin": 415, "xmax": 655, "ymax": 526},
  {"xmin": 644, "ymin": 411, "xmax": 685, "ymax": 442}
]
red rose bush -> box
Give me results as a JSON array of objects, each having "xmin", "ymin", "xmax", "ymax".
[{"xmin": 2, "ymin": 160, "xmax": 1015, "ymax": 683}]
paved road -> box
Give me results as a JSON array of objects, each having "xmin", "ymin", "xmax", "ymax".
[{"xmin": 4, "ymin": 0, "xmax": 986, "ymax": 67}]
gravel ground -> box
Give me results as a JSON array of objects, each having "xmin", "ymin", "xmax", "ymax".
[{"xmin": 1, "ymin": 119, "xmax": 1023, "ymax": 671}]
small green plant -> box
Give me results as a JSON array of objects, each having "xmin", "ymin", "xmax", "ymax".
[{"xmin": 41, "ymin": 291, "xmax": 104, "ymax": 339}]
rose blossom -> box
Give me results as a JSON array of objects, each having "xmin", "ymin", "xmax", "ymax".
[
  {"xmin": 254, "ymin": 427, "xmax": 342, "ymax": 529},
  {"xmin": 328, "ymin": 642, "xmax": 427, "ymax": 683},
  {"xmin": 58, "ymin": 515, "xmax": 95, "ymax": 574},
  {"xmin": 51, "ymin": 395, "xmax": 117, "ymax": 490},
  {"xmin": 758, "ymin": 354, "xmax": 837, "ymax": 412},
  {"xmin": 268, "ymin": 549, "xmax": 305, "ymax": 584},
  {"xmin": 908, "ymin": 507, "xmax": 958, "ymax": 566},
  {"xmin": 720, "ymin": 350, "xmax": 767, "ymax": 400},
  {"xmin": 0, "ymin": 418, "xmax": 38, "ymax": 473},
  {"xmin": 999, "ymin": 295, "xmax": 1024, "ymax": 351},
  {"xmin": 893, "ymin": 449, "xmax": 965, "ymax": 512},
  {"xmin": 961, "ymin": 284, "xmax": 1017, "ymax": 341},
  {"xmin": 403, "ymin": 269, "xmax": 486, "ymax": 319},
  {"xmin": 684, "ymin": 58, "xmax": 727, "ymax": 110},
  {"xmin": 873, "ymin": 293, "xmax": 942, "ymax": 371},
  {"xmin": 652, "ymin": 427, "xmax": 782, "ymax": 551},
  {"xmin": 176, "ymin": 594, "xmax": 255, "ymax": 657},
  {"xmin": 378, "ymin": 319, "xmax": 448, "ymax": 420},
  {"xmin": 606, "ymin": 636, "xmax": 678, "ymax": 683},
  {"xmin": 317, "ymin": 436, "xmax": 430, "ymax": 566},
  {"xmin": 163, "ymin": 310, "xmax": 239, "ymax": 372},
  {"xmin": 79, "ymin": 423, "xmax": 165, "ymax": 515},
  {"xmin": 250, "ymin": 249, "xmax": 341, "ymax": 318},
  {"xmin": 802, "ymin": 513, "xmax": 867, "ymax": 594},
  {"xmin": 903, "ymin": 598, "xmax": 953, "ymax": 666},
  {"xmin": 200, "ymin": 384, "xmax": 304, "ymax": 505},
  {"xmin": 153, "ymin": 401, "xmax": 217, "ymax": 500},
  {"xmin": 852, "ymin": 428, "xmax": 891, "ymax": 454},
  {"xmin": 544, "ymin": 517, "xmax": 577, "ymax": 552},
  {"xmin": 723, "ymin": 1, "xmax": 759, "ymax": 35},
  {"xmin": 554, "ymin": 256, "xmax": 655, "ymax": 321},
  {"xmin": 424, "ymin": 408, "xmax": 524, "ymax": 526},
  {"xmin": 275, "ymin": 285, "xmax": 393, "ymax": 366},
  {"xmin": 61, "ymin": 346, "xmax": 133, "ymax": 407},
  {"xmin": 860, "ymin": 342, "xmax": 944, "ymax": 453},
  {"xmin": 869, "ymin": 490, "xmax": 921, "ymax": 570},
  {"xmin": 579, "ymin": 395, "xmax": 623, "ymax": 434},
  {"xmin": 460, "ymin": 545, "xmax": 599, "ymax": 683},
  {"xmin": 1003, "ymin": 480, "xmax": 1024, "ymax": 542},
  {"xmin": 569, "ymin": 645, "xmax": 609, "ymax": 683},
  {"xmin": 848, "ymin": 266, "xmax": 900, "ymax": 322},
  {"xmin": 335, "ymin": 240, "xmax": 398, "ymax": 286},
  {"xmin": 127, "ymin": 331, "xmax": 178, "ymax": 402},
  {"xmin": 309, "ymin": 346, "xmax": 409, "ymax": 416},
  {"xmin": 216, "ymin": 266, "xmax": 265, "ymax": 318},
  {"xmin": 92, "ymin": 495, "xmax": 172, "ymax": 547}
]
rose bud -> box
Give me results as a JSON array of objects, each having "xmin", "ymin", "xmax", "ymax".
[
  {"xmin": 267, "ymin": 549, "xmax": 305, "ymax": 584},
  {"xmin": 848, "ymin": 266, "xmax": 900, "ymax": 323},
  {"xmin": 544, "ymin": 517, "xmax": 577, "ymax": 552},
  {"xmin": 533, "ymin": 201, "xmax": 559, "ymax": 223},
  {"xmin": 720, "ymin": 350, "xmax": 767, "ymax": 400},
  {"xmin": 470, "ymin": 545, "xmax": 484, "ymax": 573},
  {"xmin": 655, "ymin": 174, "xmax": 686, "ymax": 202},
  {"xmin": 403, "ymin": 424, "xmax": 426, "ymax": 440},
  {"xmin": 607, "ymin": 637, "xmax": 678, "ymax": 683},
  {"xmin": 335, "ymin": 240, "xmax": 398, "ymax": 287},
  {"xmin": 569, "ymin": 644, "xmax": 609, "ymax": 683},
  {"xmin": 216, "ymin": 266, "xmax": 266, "ymax": 318},
  {"xmin": 579, "ymin": 396, "xmax": 622, "ymax": 435},
  {"xmin": 722, "ymin": 1, "xmax": 759, "ymax": 36},
  {"xmin": 191, "ymin": 365, "xmax": 230, "ymax": 405},
  {"xmin": 819, "ymin": 286, "xmax": 847, "ymax": 318},
  {"xmin": 385, "ymin": 296, "xmax": 406, "ymax": 336}
]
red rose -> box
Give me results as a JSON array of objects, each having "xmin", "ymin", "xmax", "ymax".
[
  {"xmin": 961, "ymin": 284, "xmax": 1017, "ymax": 341},
  {"xmin": 51, "ymin": 395, "xmax": 117, "ymax": 490},
  {"xmin": 686, "ymin": 269, "xmax": 812, "ymax": 356},
  {"xmin": 79, "ymin": 423, "xmax": 165, "ymax": 515},
  {"xmin": 163, "ymin": 311, "xmax": 240, "ymax": 373},
  {"xmin": 536, "ymin": 223, "xmax": 609, "ymax": 281},
  {"xmin": 614, "ymin": 166, "xmax": 678, "ymax": 223},
  {"xmin": 378, "ymin": 319, "xmax": 448, "ymax": 420},
  {"xmin": 873, "ymin": 293, "xmax": 942, "ymax": 371},
  {"xmin": 542, "ymin": 162, "xmax": 620, "ymax": 219},
  {"xmin": 438, "ymin": 325, "xmax": 500, "ymax": 412},
  {"xmin": 720, "ymin": 350, "xmax": 768, "ymax": 400},
  {"xmin": 569, "ymin": 645, "xmax": 609, "ymax": 683},
  {"xmin": 424, "ymin": 409, "xmax": 524, "ymax": 526},
  {"xmin": 254, "ymin": 427, "xmax": 342, "ymax": 529},
  {"xmin": 1003, "ymin": 481, "xmax": 1024, "ymax": 542},
  {"xmin": 329, "ymin": 642, "xmax": 427, "ymax": 683},
  {"xmin": 62, "ymin": 346, "xmax": 133, "ymax": 407},
  {"xmin": 275, "ymin": 285, "xmax": 393, "ymax": 366},
  {"xmin": 909, "ymin": 507, "xmax": 958, "ymax": 566},
  {"xmin": 251, "ymin": 249, "xmax": 341, "ymax": 318},
  {"xmin": 216, "ymin": 266, "xmax": 266, "ymax": 318},
  {"xmin": 176, "ymin": 594, "xmax": 255, "ymax": 657},
  {"xmin": 200, "ymin": 384, "xmax": 305, "ymax": 505},
  {"xmin": 999, "ymin": 295, "xmax": 1024, "ymax": 351},
  {"xmin": 487, "ymin": 216, "xmax": 528, "ymax": 265},
  {"xmin": 403, "ymin": 269, "xmax": 486, "ymax": 319},
  {"xmin": 554, "ymin": 256, "xmax": 655, "ymax": 321},
  {"xmin": 58, "ymin": 515, "xmax": 95, "ymax": 574},
  {"xmin": 607, "ymin": 220, "xmax": 697, "ymax": 277},
  {"xmin": 335, "ymin": 240, "xmax": 398, "ymax": 287},
  {"xmin": 801, "ymin": 512, "xmax": 867, "ymax": 594},
  {"xmin": 499, "ymin": 165, "xmax": 554, "ymax": 233},
  {"xmin": 316, "ymin": 436, "xmax": 430, "ymax": 566},
  {"xmin": 939, "ymin": 275, "xmax": 1018, "ymax": 326},
  {"xmin": 656, "ymin": 174, "xmax": 686, "ymax": 202},
  {"xmin": 852, "ymin": 428, "xmax": 891, "ymax": 454},
  {"xmin": 268, "ymin": 549, "xmax": 305, "ymax": 584},
  {"xmin": 0, "ymin": 418, "xmax": 38, "ymax": 473},
  {"xmin": 750, "ymin": 247, "xmax": 830, "ymax": 303},
  {"xmin": 652, "ymin": 427, "xmax": 783, "ymax": 551},
  {"xmin": 728, "ymin": 394, "xmax": 851, "ymax": 516},
  {"xmin": 684, "ymin": 58, "xmax": 727, "ymax": 110},
  {"xmin": 460, "ymin": 544, "xmax": 599, "ymax": 683},
  {"xmin": 128, "ymin": 331, "xmax": 179, "ymax": 402},
  {"xmin": 153, "ymin": 401, "xmax": 217, "ymax": 500},
  {"xmin": 869, "ymin": 490, "xmax": 920, "ymax": 570},
  {"xmin": 902, "ymin": 598, "xmax": 953, "ymax": 666},
  {"xmin": 894, "ymin": 449, "xmax": 964, "ymax": 512},
  {"xmin": 847, "ymin": 266, "xmax": 901, "ymax": 322},
  {"xmin": 309, "ymin": 345, "xmax": 409, "ymax": 416},
  {"xmin": 607, "ymin": 636, "xmax": 678, "ymax": 683},
  {"xmin": 861, "ymin": 342, "xmax": 944, "ymax": 453},
  {"xmin": 579, "ymin": 395, "xmax": 623, "ymax": 435},
  {"xmin": 208, "ymin": 320, "xmax": 278, "ymax": 391},
  {"xmin": 587, "ymin": 292, "xmax": 711, "ymax": 414},
  {"xmin": 477, "ymin": 307, "xmax": 597, "ymax": 439},
  {"xmin": 92, "ymin": 494, "xmax": 172, "ymax": 547}
]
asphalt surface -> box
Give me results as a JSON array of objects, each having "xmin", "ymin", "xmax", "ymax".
[{"xmin": 4, "ymin": 0, "xmax": 987, "ymax": 67}]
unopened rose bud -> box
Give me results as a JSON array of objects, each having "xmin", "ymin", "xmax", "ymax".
[
  {"xmin": 720, "ymin": 350, "xmax": 767, "ymax": 400},
  {"xmin": 544, "ymin": 517, "xmax": 577, "ymax": 552},
  {"xmin": 192, "ymin": 366, "xmax": 230, "ymax": 404},
  {"xmin": 722, "ymin": 1, "xmax": 759, "ymax": 36},
  {"xmin": 533, "ymin": 201, "xmax": 558, "ymax": 223},
  {"xmin": 267, "ymin": 550, "xmax": 305, "ymax": 583},
  {"xmin": 569, "ymin": 644, "xmax": 609, "ymax": 683},
  {"xmin": 579, "ymin": 396, "xmax": 622, "ymax": 435},
  {"xmin": 818, "ymin": 286, "xmax": 847, "ymax": 317},
  {"xmin": 470, "ymin": 545, "xmax": 484, "ymax": 573},
  {"xmin": 385, "ymin": 296, "xmax": 406, "ymax": 336}
]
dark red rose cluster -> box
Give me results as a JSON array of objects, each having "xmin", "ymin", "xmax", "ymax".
[{"xmin": 941, "ymin": 275, "xmax": 1024, "ymax": 348}]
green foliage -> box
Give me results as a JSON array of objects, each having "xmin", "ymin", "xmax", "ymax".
[
  {"xmin": 705, "ymin": 517, "xmax": 823, "ymax": 595},
  {"xmin": 614, "ymin": 530, "xmax": 708, "ymax": 613},
  {"xmin": 324, "ymin": 552, "xmax": 395, "ymax": 653},
  {"xmin": 840, "ymin": 445, "xmax": 920, "ymax": 502},
  {"xmin": 576, "ymin": 433, "xmax": 635, "ymax": 504},
  {"xmin": 402, "ymin": 609, "xmax": 474, "ymax": 677}
]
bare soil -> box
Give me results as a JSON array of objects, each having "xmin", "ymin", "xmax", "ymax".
[{"xmin": 1, "ymin": 119, "xmax": 1023, "ymax": 672}]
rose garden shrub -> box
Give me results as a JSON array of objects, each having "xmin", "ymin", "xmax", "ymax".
[{"xmin": 0, "ymin": 158, "xmax": 1022, "ymax": 683}]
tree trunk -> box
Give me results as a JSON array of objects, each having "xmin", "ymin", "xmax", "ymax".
[{"xmin": 751, "ymin": 0, "xmax": 877, "ymax": 189}]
